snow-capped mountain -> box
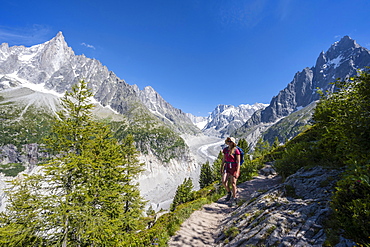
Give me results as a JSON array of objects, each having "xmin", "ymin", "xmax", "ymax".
[
  {"xmin": 201, "ymin": 103, "xmax": 268, "ymax": 137},
  {"xmin": 0, "ymin": 32, "xmax": 199, "ymax": 136},
  {"xmin": 0, "ymin": 32, "xmax": 203, "ymax": 211},
  {"xmin": 234, "ymin": 36, "xmax": 370, "ymax": 146}
]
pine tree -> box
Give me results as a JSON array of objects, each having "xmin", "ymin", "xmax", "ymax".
[
  {"xmin": 253, "ymin": 137, "xmax": 270, "ymax": 158},
  {"xmin": 0, "ymin": 80, "xmax": 145, "ymax": 246},
  {"xmin": 272, "ymin": 136, "xmax": 280, "ymax": 150},
  {"xmin": 170, "ymin": 178, "xmax": 194, "ymax": 211},
  {"xmin": 199, "ymin": 161, "xmax": 214, "ymax": 189},
  {"xmin": 237, "ymin": 138, "xmax": 250, "ymax": 154},
  {"xmin": 213, "ymin": 150, "xmax": 224, "ymax": 180}
]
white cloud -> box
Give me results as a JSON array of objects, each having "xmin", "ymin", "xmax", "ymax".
[{"xmin": 81, "ymin": 42, "xmax": 96, "ymax": 50}]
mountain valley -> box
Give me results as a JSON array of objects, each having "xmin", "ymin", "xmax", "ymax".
[{"xmin": 1, "ymin": 33, "xmax": 370, "ymax": 213}]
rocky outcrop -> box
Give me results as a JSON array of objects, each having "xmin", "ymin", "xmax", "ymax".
[
  {"xmin": 0, "ymin": 144, "xmax": 47, "ymax": 171},
  {"xmin": 215, "ymin": 166, "xmax": 356, "ymax": 246}
]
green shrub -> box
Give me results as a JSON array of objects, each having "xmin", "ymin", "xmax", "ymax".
[
  {"xmin": 331, "ymin": 163, "xmax": 370, "ymax": 245},
  {"xmin": 238, "ymin": 158, "xmax": 259, "ymax": 183},
  {"xmin": 273, "ymin": 141, "xmax": 321, "ymax": 179}
]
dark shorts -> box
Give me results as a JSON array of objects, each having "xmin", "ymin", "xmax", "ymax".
[{"xmin": 225, "ymin": 163, "xmax": 238, "ymax": 177}]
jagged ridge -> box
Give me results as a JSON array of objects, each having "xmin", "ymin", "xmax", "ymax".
[{"xmin": 234, "ymin": 36, "xmax": 370, "ymax": 146}]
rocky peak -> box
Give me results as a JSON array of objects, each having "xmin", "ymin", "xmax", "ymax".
[
  {"xmin": 234, "ymin": 36, "xmax": 370, "ymax": 146},
  {"xmin": 36, "ymin": 32, "xmax": 74, "ymax": 75},
  {"xmin": 332, "ymin": 35, "xmax": 360, "ymax": 51}
]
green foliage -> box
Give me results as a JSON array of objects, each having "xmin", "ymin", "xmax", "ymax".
[
  {"xmin": 0, "ymin": 80, "xmax": 145, "ymax": 246},
  {"xmin": 170, "ymin": 178, "xmax": 194, "ymax": 211},
  {"xmin": 0, "ymin": 96, "xmax": 53, "ymax": 148},
  {"xmin": 146, "ymin": 205, "xmax": 156, "ymax": 217},
  {"xmin": 199, "ymin": 161, "xmax": 216, "ymax": 189},
  {"xmin": 238, "ymin": 158, "xmax": 259, "ymax": 183},
  {"xmin": 253, "ymin": 137, "xmax": 271, "ymax": 158},
  {"xmin": 237, "ymin": 138, "xmax": 250, "ymax": 154},
  {"xmin": 212, "ymin": 151, "xmax": 224, "ymax": 181},
  {"xmin": 331, "ymin": 163, "xmax": 370, "ymax": 244},
  {"xmin": 224, "ymin": 226, "xmax": 240, "ymax": 239},
  {"xmin": 272, "ymin": 136, "xmax": 280, "ymax": 150},
  {"xmin": 313, "ymin": 71, "xmax": 370, "ymax": 244},
  {"xmin": 0, "ymin": 163, "xmax": 25, "ymax": 177},
  {"xmin": 314, "ymin": 71, "xmax": 370, "ymax": 166},
  {"xmin": 273, "ymin": 140, "xmax": 321, "ymax": 179}
]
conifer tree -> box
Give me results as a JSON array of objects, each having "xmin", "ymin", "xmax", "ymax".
[
  {"xmin": 199, "ymin": 161, "xmax": 214, "ymax": 189},
  {"xmin": 253, "ymin": 137, "xmax": 270, "ymax": 158},
  {"xmin": 0, "ymin": 80, "xmax": 145, "ymax": 246},
  {"xmin": 272, "ymin": 136, "xmax": 280, "ymax": 150},
  {"xmin": 213, "ymin": 150, "xmax": 224, "ymax": 180},
  {"xmin": 170, "ymin": 178, "xmax": 194, "ymax": 211},
  {"xmin": 237, "ymin": 138, "xmax": 250, "ymax": 155}
]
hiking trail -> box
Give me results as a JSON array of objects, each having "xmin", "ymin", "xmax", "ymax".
[{"xmin": 167, "ymin": 169, "xmax": 282, "ymax": 247}]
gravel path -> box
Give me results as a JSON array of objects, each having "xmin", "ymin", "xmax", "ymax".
[{"xmin": 167, "ymin": 172, "xmax": 282, "ymax": 247}]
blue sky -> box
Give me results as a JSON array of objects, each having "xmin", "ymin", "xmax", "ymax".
[{"xmin": 1, "ymin": 0, "xmax": 370, "ymax": 116}]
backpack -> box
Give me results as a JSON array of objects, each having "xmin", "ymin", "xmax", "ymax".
[
  {"xmin": 236, "ymin": 146, "xmax": 245, "ymax": 165},
  {"xmin": 224, "ymin": 146, "xmax": 245, "ymax": 165}
]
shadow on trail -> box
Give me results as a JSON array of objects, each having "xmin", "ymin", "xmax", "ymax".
[{"xmin": 167, "ymin": 171, "xmax": 282, "ymax": 247}]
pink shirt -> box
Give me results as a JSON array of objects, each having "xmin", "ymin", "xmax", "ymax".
[{"xmin": 223, "ymin": 147, "xmax": 240, "ymax": 163}]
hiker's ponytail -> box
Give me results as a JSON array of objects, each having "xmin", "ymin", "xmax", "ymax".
[{"xmin": 229, "ymin": 142, "xmax": 237, "ymax": 156}]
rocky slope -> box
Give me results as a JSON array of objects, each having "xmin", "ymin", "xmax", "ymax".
[
  {"xmin": 214, "ymin": 166, "xmax": 357, "ymax": 246},
  {"xmin": 234, "ymin": 36, "xmax": 370, "ymax": 147}
]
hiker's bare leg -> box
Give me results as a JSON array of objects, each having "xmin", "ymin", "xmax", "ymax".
[
  {"xmin": 231, "ymin": 176, "xmax": 238, "ymax": 198},
  {"xmin": 222, "ymin": 172, "xmax": 230, "ymax": 192}
]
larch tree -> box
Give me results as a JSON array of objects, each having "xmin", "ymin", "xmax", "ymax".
[{"xmin": 0, "ymin": 80, "xmax": 145, "ymax": 247}]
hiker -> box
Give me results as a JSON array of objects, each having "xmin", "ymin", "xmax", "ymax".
[{"xmin": 221, "ymin": 137, "xmax": 241, "ymax": 206}]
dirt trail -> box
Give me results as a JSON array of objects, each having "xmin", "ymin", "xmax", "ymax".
[{"xmin": 167, "ymin": 172, "xmax": 282, "ymax": 247}]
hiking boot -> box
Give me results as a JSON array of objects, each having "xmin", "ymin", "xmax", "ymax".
[
  {"xmin": 231, "ymin": 198, "xmax": 237, "ymax": 207},
  {"xmin": 225, "ymin": 192, "xmax": 232, "ymax": 201}
]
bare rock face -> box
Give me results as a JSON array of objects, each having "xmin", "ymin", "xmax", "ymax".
[
  {"xmin": 215, "ymin": 166, "xmax": 356, "ymax": 247},
  {"xmin": 0, "ymin": 144, "xmax": 46, "ymax": 169}
]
